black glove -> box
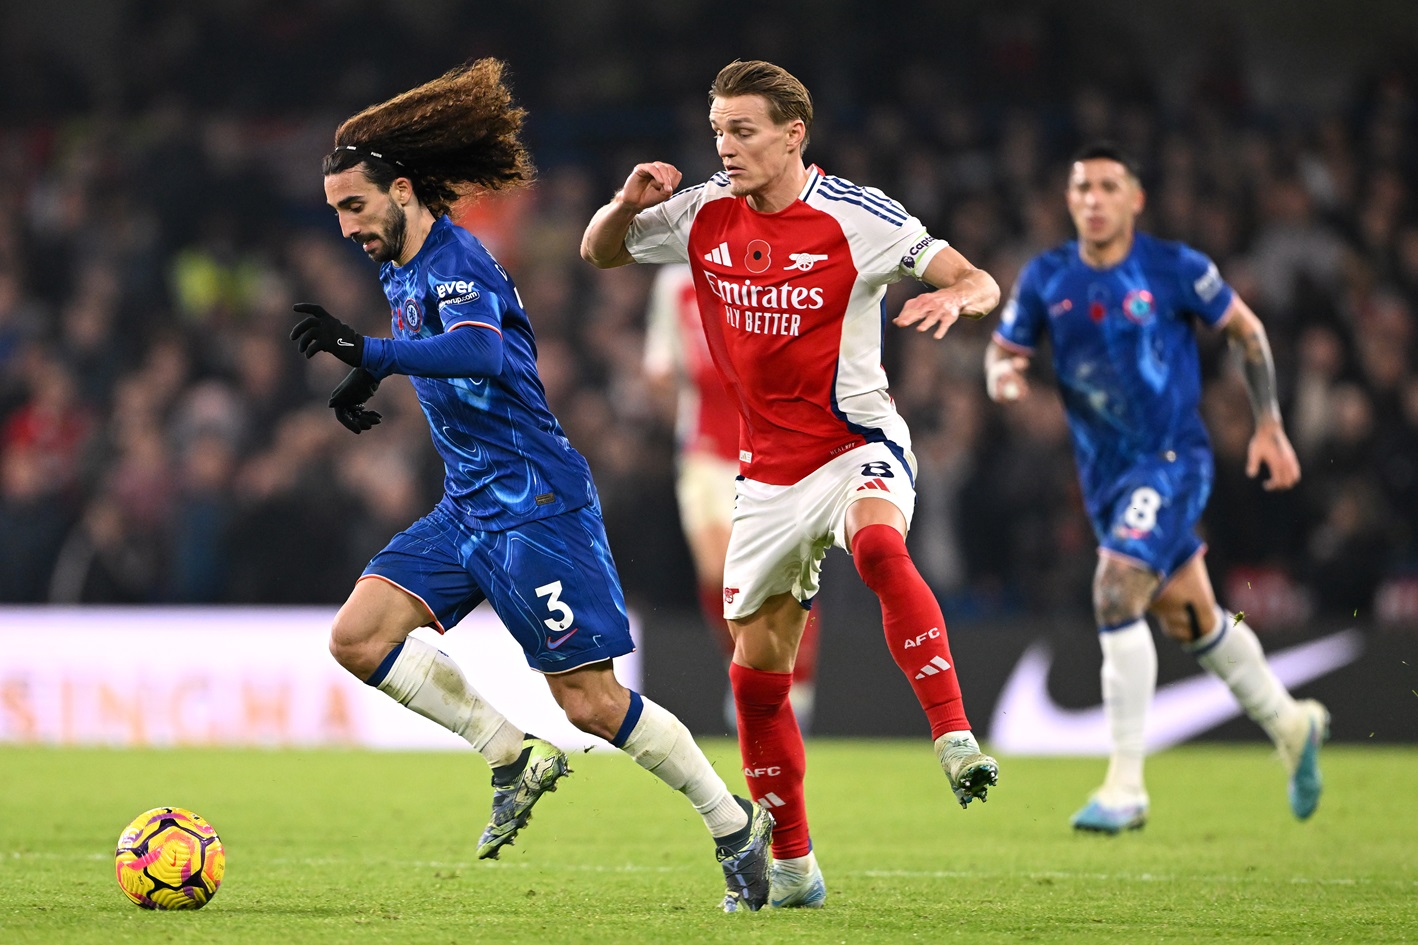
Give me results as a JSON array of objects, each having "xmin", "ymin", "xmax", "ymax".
[
  {"xmin": 290, "ymin": 302, "xmax": 364, "ymax": 367},
  {"xmin": 329, "ymin": 367, "xmax": 382, "ymax": 435}
]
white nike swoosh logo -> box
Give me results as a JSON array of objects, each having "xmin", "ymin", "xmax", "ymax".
[
  {"xmin": 337, "ymin": 339, "xmax": 355, "ymax": 347},
  {"xmin": 988, "ymin": 628, "xmax": 1364, "ymax": 755}
]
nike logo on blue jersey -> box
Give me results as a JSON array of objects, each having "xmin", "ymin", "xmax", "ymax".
[
  {"xmin": 988, "ymin": 628, "xmax": 1363, "ymax": 754},
  {"xmin": 547, "ymin": 628, "xmax": 579, "ymax": 650}
]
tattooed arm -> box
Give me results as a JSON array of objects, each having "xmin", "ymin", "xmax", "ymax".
[{"xmin": 1220, "ymin": 296, "xmax": 1301, "ymax": 491}]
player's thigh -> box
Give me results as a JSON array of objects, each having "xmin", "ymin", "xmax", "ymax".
[
  {"xmin": 684, "ymin": 519, "xmax": 734, "ymax": 586},
  {"xmin": 825, "ymin": 442, "xmax": 918, "ymax": 551},
  {"xmin": 675, "ymin": 452, "xmax": 737, "ymax": 537},
  {"xmin": 1091, "ymin": 553, "xmax": 1160, "ymax": 627},
  {"xmin": 724, "ymin": 443, "xmax": 918, "ymax": 620},
  {"xmin": 468, "ymin": 504, "xmax": 636, "ymax": 675},
  {"xmin": 843, "ymin": 495, "xmax": 908, "ymax": 547},
  {"xmin": 360, "ymin": 507, "xmax": 488, "ymax": 636},
  {"xmin": 1149, "ymin": 552, "xmax": 1222, "ymax": 643},
  {"xmin": 333, "ymin": 576, "xmax": 432, "ymax": 652},
  {"xmin": 675, "ymin": 452, "xmax": 737, "ymax": 583}
]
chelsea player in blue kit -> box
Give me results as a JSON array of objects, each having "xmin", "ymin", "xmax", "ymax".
[
  {"xmin": 288, "ymin": 59, "xmax": 772, "ymax": 911},
  {"xmin": 985, "ymin": 144, "xmax": 1328, "ymax": 833}
]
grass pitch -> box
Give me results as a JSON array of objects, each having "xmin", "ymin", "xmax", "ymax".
[{"xmin": 0, "ymin": 740, "xmax": 1414, "ymax": 944}]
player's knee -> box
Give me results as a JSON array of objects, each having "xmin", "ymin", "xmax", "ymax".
[
  {"xmin": 1155, "ymin": 601, "xmax": 1217, "ymax": 644},
  {"xmin": 729, "ymin": 661, "xmax": 794, "ymax": 708},
  {"xmin": 1093, "ymin": 583, "xmax": 1144, "ymax": 628},
  {"xmin": 328, "ymin": 613, "xmax": 387, "ymax": 679},
  {"xmin": 328, "ymin": 634, "xmax": 386, "ymax": 680},
  {"xmin": 328, "ymin": 634, "xmax": 368, "ymax": 678},
  {"xmin": 557, "ymin": 694, "xmax": 591, "ymax": 731},
  {"xmin": 1150, "ymin": 609, "xmax": 1185, "ymax": 643},
  {"xmin": 851, "ymin": 523, "xmax": 910, "ymax": 588},
  {"xmin": 543, "ymin": 674, "xmax": 618, "ymax": 740},
  {"xmin": 560, "ymin": 693, "xmax": 619, "ymax": 741}
]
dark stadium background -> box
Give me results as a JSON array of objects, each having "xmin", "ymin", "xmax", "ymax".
[{"xmin": 1, "ymin": 0, "xmax": 1414, "ymax": 741}]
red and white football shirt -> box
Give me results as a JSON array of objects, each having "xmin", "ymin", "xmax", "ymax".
[
  {"xmin": 626, "ymin": 166, "xmax": 946, "ymax": 485},
  {"xmin": 643, "ymin": 263, "xmax": 740, "ymax": 463}
]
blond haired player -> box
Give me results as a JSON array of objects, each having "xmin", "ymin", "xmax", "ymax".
[
  {"xmin": 584, "ymin": 60, "xmax": 1000, "ymax": 908},
  {"xmin": 644, "ymin": 263, "xmax": 822, "ymax": 731}
]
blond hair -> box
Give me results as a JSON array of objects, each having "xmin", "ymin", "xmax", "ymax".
[{"xmin": 709, "ymin": 60, "xmax": 813, "ymax": 151}]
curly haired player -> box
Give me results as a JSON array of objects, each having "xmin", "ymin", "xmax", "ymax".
[{"xmin": 290, "ymin": 58, "xmax": 772, "ymax": 912}]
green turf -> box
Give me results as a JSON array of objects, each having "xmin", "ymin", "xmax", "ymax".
[{"xmin": 0, "ymin": 740, "xmax": 1413, "ymax": 944}]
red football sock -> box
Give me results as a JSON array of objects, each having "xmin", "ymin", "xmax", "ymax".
[
  {"xmin": 852, "ymin": 523, "xmax": 969, "ymax": 738},
  {"xmin": 729, "ymin": 662, "xmax": 811, "ymax": 859}
]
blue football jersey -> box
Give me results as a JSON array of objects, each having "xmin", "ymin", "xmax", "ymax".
[
  {"xmin": 993, "ymin": 232, "xmax": 1234, "ymax": 516},
  {"xmin": 376, "ymin": 216, "xmax": 596, "ymax": 530}
]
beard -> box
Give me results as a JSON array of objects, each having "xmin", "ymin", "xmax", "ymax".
[{"xmin": 362, "ymin": 200, "xmax": 408, "ymax": 264}]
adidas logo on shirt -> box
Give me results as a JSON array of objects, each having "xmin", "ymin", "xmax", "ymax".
[{"xmin": 704, "ymin": 241, "xmax": 731, "ymax": 266}]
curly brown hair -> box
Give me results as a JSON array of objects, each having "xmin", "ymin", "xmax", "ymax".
[{"xmin": 323, "ymin": 58, "xmax": 535, "ymax": 217}]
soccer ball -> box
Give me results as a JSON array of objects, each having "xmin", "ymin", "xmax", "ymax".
[{"xmin": 114, "ymin": 807, "xmax": 226, "ymax": 909}]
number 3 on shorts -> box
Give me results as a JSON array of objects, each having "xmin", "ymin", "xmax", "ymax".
[
  {"xmin": 536, "ymin": 580, "xmax": 575, "ymax": 632},
  {"xmin": 1123, "ymin": 486, "xmax": 1162, "ymax": 533}
]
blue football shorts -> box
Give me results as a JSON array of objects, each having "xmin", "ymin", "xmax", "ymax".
[
  {"xmin": 361, "ymin": 501, "xmax": 634, "ymax": 674},
  {"xmin": 1089, "ymin": 447, "xmax": 1213, "ymax": 580}
]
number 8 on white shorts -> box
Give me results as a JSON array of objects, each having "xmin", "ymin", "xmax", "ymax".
[{"xmin": 721, "ymin": 442, "xmax": 917, "ymax": 620}]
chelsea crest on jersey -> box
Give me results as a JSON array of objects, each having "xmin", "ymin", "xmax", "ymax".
[
  {"xmin": 378, "ymin": 216, "xmax": 596, "ymax": 530},
  {"xmin": 993, "ymin": 231, "xmax": 1236, "ymax": 501}
]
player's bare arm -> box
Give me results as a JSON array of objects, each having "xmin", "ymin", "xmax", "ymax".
[
  {"xmin": 984, "ymin": 341, "xmax": 1032, "ymax": 404},
  {"xmin": 1220, "ymin": 296, "xmax": 1301, "ymax": 491},
  {"xmin": 893, "ymin": 245, "xmax": 1000, "ymax": 340},
  {"xmin": 580, "ymin": 162, "xmax": 683, "ymax": 268}
]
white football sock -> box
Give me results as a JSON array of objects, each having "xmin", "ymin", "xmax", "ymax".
[
  {"xmin": 1188, "ymin": 606, "xmax": 1299, "ymax": 742},
  {"xmin": 618, "ymin": 695, "xmax": 747, "ymax": 838},
  {"xmin": 374, "ymin": 636, "xmax": 523, "ymax": 767},
  {"xmin": 775, "ymin": 851, "xmax": 818, "ymax": 880},
  {"xmin": 1098, "ymin": 619, "xmax": 1156, "ymax": 802}
]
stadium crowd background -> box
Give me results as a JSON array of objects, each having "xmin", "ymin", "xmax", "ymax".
[{"xmin": 1, "ymin": 0, "xmax": 1415, "ymax": 633}]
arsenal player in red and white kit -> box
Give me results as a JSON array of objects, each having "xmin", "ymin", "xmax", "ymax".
[
  {"xmin": 584, "ymin": 60, "xmax": 1001, "ymax": 909},
  {"xmin": 644, "ymin": 263, "xmax": 823, "ymax": 731}
]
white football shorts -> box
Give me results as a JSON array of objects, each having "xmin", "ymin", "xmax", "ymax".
[{"xmin": 721, "ymin": 442, "xmax": 917, "ymax": 620}]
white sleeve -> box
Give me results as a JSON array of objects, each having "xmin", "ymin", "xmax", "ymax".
[
  {"xmin": 643, "ymin": 264, "xmax": 688, "ymax": 377},
  {"xmin": 837, "ymin": 186, "xmax": 947, "ymax": 286},
  {"xmin": 625, "ymin": 186, "xmax": 704, "ymax": 265}
]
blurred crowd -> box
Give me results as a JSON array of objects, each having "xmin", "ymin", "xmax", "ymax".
[{"xmin": 1, "ymin": 1, "xmax": 1415, "ymax": 629}]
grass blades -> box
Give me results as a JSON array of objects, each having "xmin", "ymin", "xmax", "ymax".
[{"xmin": 0, "ymin": 740, "xmax": 1414, "ymax": 944}]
